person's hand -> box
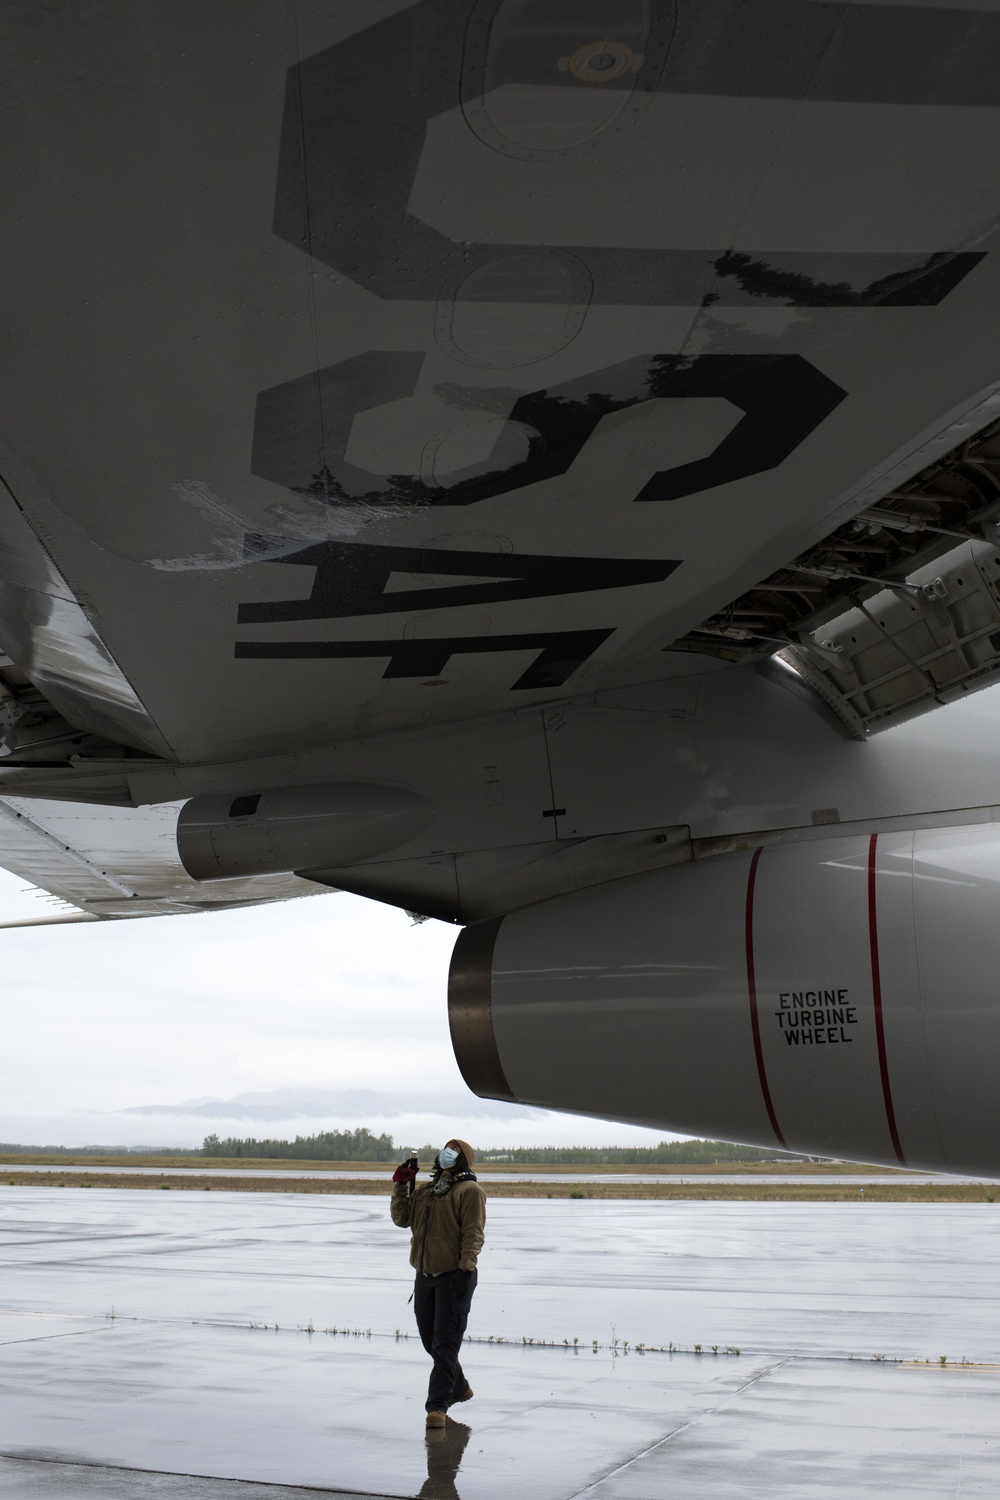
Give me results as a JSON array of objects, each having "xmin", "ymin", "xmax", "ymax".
[{"xmin": 392, "ymin": 1165, "xmax": 416, "ymax": 1184}]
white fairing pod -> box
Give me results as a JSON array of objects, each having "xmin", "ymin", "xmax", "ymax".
[
  {"xmin": 177, "ymin": 784, "xmax": 433, "ymax": 881},
  {"xmin": 449, "ymin": 826, "xmax": 1000, "ymax": 1176}
]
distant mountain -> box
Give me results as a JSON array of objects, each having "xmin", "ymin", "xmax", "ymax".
[{"xmin": 122, "ymin": 1087, "xmax": 542, "ymax": 1121}]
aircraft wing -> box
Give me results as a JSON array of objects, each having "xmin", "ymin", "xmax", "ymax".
[
  {"xmin": 0, "ymin": 795, "xmax": 322, "ymax": 927},
  {"xmin": 0, "ymin": 4, "xmax": 1000, "ymax": 912}
]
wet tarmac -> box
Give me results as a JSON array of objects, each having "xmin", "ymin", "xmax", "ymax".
[{"xmin": 0, "ymin": 1187, "xmax": 995, "ymax": 1497}]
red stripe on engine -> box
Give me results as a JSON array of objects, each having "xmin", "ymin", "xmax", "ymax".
[
  {"xmin": 745, "ymin": 846, "xmax": 788, "ymax": 1149},
  {"xmin": 867, "ymin": 833, "xmax": 907, "ymax": 1167}
]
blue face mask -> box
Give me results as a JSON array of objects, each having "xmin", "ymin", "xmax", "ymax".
[{"xmin": 438, "ymin": 1146, "xmax": 459, "ymax": 1170}]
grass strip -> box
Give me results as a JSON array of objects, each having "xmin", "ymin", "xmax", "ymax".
[{"xmin": 0, "ymin": 1173, "xmax": 996, "ymax": 1201}]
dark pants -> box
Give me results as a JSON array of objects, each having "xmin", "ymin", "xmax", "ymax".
[{"xmin": 413, "ymin": 1269, "xmax": 477, "ymax": 1412}]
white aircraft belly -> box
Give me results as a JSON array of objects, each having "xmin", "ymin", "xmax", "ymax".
[
  {"xmin": 0, "ymin": 3, "xmax": 998, "ymax": 923},
  {"xmin": 0, "ymin": 3, "xmax": 995, "ymax": 765}
]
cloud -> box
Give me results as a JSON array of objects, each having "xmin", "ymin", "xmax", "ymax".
[
  {"xmin": 123, "ymin": 1087, "xmax": 544, "ymax": 1122},
  {"xmin": 0, "ymin": 874, "xmax": 678, "ymax": 1150}
]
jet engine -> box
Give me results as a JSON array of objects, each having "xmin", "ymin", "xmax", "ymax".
[
  {"xmin": 449, "ymin": 825, "xmax": 1000, "ymax": 1176},
  {"xmin": 177, "ymin": 784, "xmax": 432, "ymax": 881}
]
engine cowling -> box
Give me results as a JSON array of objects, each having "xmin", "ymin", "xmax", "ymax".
[
  {"xmin": 177, "ymin": 784, "xmax": 432, "ymax": 881},
  {"xmin": 449, "ymin": 825, "xmax": 1000, "ymax": 1176}
]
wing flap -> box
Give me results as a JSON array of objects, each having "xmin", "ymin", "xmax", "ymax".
[{"xmin": 0, "ymin": 796, "xmax": 326, "ymax": 921}]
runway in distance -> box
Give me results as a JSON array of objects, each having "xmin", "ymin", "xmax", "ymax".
[{"xmin": 3, "ymin": 1, "xmax": 1000, "ymax": 1175}]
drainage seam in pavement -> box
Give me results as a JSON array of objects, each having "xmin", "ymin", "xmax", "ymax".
[
  {"xmin": 566, "ymin": 1356, "xmax": 794, "ymax": 1500},
  {"xmin": 29, "ymin": 1310, "xmax": 954, "ymax": 1369},
  {"xmin": 0, "ymin": 1325, "xmax": 115, "ymax": 1349},
  {"xmin": 0, "ymin": 1454, "xmax": 408, "ymax": 1500},
  {"xmin": 6, "ymin": 1306, "xmax": 988, "ymax": 1370}
]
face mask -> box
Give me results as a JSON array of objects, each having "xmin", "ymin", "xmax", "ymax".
[{"xmin": 438, "ymin": 1146, "xmax": 459, "ymax": 1170}]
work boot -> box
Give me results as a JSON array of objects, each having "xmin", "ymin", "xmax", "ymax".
[
  {"xmin": 425, "ymin": 1410, "xmax": 446, "ymax": 1429},
  {"xmin": 453, "ymin": 1386, "xmax": 474, "ymax": 1403}
]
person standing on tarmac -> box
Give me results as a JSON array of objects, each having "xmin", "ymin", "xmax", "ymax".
[{"xmin": 391, "ymin": 1138, "xmax": 486, "ymax": 1428}]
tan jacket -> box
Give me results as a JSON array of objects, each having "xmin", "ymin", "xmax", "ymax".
[{"xmin": 391, "ymin": 1178, "xmax": 487, "ymax": 1275}]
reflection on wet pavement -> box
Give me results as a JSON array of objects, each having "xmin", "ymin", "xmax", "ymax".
[{"xmin": 420, "ymin": 1421, "xmax": 471, "ymax": 1500}]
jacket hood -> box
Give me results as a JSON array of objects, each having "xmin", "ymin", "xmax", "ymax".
[{"xmin": 448, "ymin": 1138, "xmax": 475, "ymax": 1169}]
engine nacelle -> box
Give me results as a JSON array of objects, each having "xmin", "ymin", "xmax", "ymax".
[
  {"xmin": 177, "ymin": 784, "xmax": 432, "ymax": 881},
  {"xmin": 449, "ymin": 825, "xmax": 1000, "ymax": 1176}
]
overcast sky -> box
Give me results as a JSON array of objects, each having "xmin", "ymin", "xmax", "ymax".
[{"xmin": 0, "ymin": 872, "xmax": 676, "ymax": 1152}]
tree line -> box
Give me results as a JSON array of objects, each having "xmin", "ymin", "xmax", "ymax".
[
  {"xmin": 201, "ymin": 1130, "xmax": 797, "ymax": 1164},
  {"xmin": 202, "ymin": 1128, "xmax": 397, "ymax": 1160},
  {"xmin": 475, "ymin": 1140, "xmax": 794, "ymax": 1164}
]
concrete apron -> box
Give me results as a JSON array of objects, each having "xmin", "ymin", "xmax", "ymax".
[{"xmin": 0, "ymin": 1189, "xmax": 996, "ymax": 1497}]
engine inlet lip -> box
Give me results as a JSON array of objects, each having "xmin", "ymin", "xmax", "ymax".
[{"xmin": 448, "ymin": 916, "xmax": 514, "ymax": 1102}]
